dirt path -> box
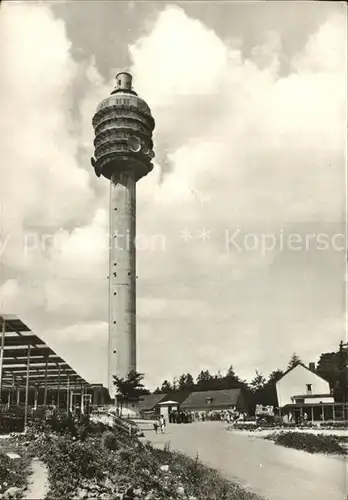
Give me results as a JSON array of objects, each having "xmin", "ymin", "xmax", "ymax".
[{"xmin": 24, "ymin": 458, "xmax": 49, "ymax": 500}]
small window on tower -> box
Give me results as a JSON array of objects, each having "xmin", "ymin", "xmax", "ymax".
[{"xmin": 118, "ymin": 80, "xmax": 122, "ymax": 86}]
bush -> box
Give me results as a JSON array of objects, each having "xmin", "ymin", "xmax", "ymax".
[
  {"xmin": 0, "ymin": 450, "xmax": 30, "ymax": 496},
  {"xmin": 101, "ymin": 430, "xmax": 117, "ymax": 450},
  {"xmin": 319, "ymin": 421, "xmax": 347, "ymax": 429},
  {"xmin": 0, "ymin": 406, "xmax": 26, "ymax": 434},
  {"xmin": 270, "ymin": 432, "xmax": 345, "ymax": 455}
]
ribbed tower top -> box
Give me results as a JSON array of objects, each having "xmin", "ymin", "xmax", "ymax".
[{"xmin": 91, "ymin": 72, "xmax": 155, "ymax": 181}]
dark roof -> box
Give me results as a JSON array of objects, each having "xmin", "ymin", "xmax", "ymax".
[
  {"xmin": 138, "ymin": 393, "xmax": 166, "ymax": 411},
  {"xmin": 181, "ymin": 389, "xmax": 241, "ymax": 409},
  {"xmin": 161, "ymin": 391, "xmax": 192, "ymax": 404},
  {"xmin": 0, "ymin": 314, "xmax": 89, "ymax": 388},
  {"xmin": 276, "ymin": 363, "xmax": 330, "ymax": 385}
]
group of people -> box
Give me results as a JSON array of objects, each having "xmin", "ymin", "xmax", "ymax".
[
  {"xmin": 152, "ymin": 409, "xmax": 249, "ymax": 432},
  {"xmin": 190, "ymin": 409, "xmax": 247, "ymax": 423},
  {"xmin": 285, "ymin": 411, "xmax": 309, "ymax": 425},
  {"xmin": 168, "ymin": 410, "xmax": 193, "ymax": 424}
]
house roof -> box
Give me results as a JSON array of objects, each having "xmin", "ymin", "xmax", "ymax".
[
  {"xmin": 181, "ymin": 389, "xmax": 241, "ymax": 409},
  {"xmin": 276, "ymin": 363, "xmax": 330, "ymax": 385},
  {"xmin": 138, "ymin": 393, "xmax": 166, "ymax": 411}
]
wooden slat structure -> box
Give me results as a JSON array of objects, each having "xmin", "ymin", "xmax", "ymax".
[{"xmin": 0, "ymin": 314, "xmax": 90, "ymax": 425}]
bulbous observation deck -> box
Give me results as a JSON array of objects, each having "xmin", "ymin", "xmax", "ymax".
[{"xmin": 91, "ymin": 72, "xmax": 155, "ymax": 181}]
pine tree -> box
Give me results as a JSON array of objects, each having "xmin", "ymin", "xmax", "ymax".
[
  {"xmin": 250, "ymin": 371, "xmax": 266, "ymax": 393},
  {"xmin": 160, "ymin": 380, "xmax": 173, "ymax": 393},
  {"xmin": 268, "ymin": 370, "xmax": 284, "ymax": 384},
  {"xmin": 178, "ymin": 374, "xmax": 187, "ymax": 391},
  {"xmin": 185, "ymin": 373, "xmax": 195, "ymax": 389},
  {"xmin": 223, "ymin": 365, "xmax": 242, "ymax": 389},
  {"xmin": 196, "ymin": 370, "xmax": 214, "ymax": 390},
  {"xmin": 172, "ymin": 377, "xmax": 179, "ymax": 392},
  {"xmin": 113, "ymin": 370, "xmax": 149, "ymax": 411},
  {"xmin": 288, "ymin": 353, "xmax": 302, "ymax": 369},
  {"xmin": 336, "ymin": 340, "xmax": 348, "ymax": 402}
]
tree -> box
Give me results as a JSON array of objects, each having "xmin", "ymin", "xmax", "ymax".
[
  {"xmin": 172, "ymin": 377, "xmax": 179, "ymax": 392},
  {"xmin": 258, "ymin": 370, "xmax": 283, "ymax": 408},
  {"xmin": 316, "ymin": 351, "xmax": 338, "ymax": 386},
  {"xmin": 178, "ymin": 374, "xmax": 188, "ymax": 391},
  {"xmin": 222, "ymin": 366, "xmax": 244, "ymax": 389},
  {"xmin": 334, "ymin": 341, "xmax": 348, "ymax": 402},
  {"xmin": 337, "ymin": 340, "xmax": 348, "ymax": 401},
  {"xmin": 160, "ymin": 380, "xmax": 173, "ymax": 393},
  {"xmin": 196, "ymin": 370, "xmax": 214, "ymax": 391},
  {"xmin": 268, "ymin": 370, "xmax": 284, "ymax": 384},
  {"xmin": 178, "ymin": 373, "xmax": 195, "ymax": 391},
  {"xmin": 185, "ymin": 373, "xmax": 195, "ymax": 389},
  {"xmin": 288, "ymin": 353, "xmax": 302, "ymax": 369},
  {"xmin": 226, "ymin": 366, "xmax": 237, "ymax": 379},
  {"xmin": 113, "ymin": 370, "xmax": 149, "ymax": 411},
  {"xmin": 315, "ymin": 341, "xmax": 348, "ymax": 402},
  {"xmin": 250, "ymin": 371, "xmax": 266, "ymax": 393}
]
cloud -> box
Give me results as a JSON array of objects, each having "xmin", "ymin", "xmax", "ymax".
[
  {"xmin": 130, "ymin": 5, "xmax": 346, "ymax": 385},
  {"xmin": 0, "ymin": 3, "xmax": 346, "ymax": 389},
  {"xmin": 0, "ymin": 3, "xmax": 109, "ymax": 360}
]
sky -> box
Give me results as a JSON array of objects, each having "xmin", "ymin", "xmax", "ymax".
[{"xmin": 0, "ymin": 1, "xmax": 347, "ymax": 390}]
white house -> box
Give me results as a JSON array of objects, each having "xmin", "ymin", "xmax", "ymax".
[
  {"xmin": 158, "ymin": 400, "xmax": 180, "ymax": 420},
  {"xmin": 276, "ymin": 363, "xmax": 334, "ymax": 408}
]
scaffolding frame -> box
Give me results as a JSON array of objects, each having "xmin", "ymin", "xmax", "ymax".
[{"xmin": 0, "ymin": 314, "xmax": 90, "ymax": 428}]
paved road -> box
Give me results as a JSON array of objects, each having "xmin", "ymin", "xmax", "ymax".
[{"xmin": 144, "ymin": 421, "xmax": 347, "ymax": 500}]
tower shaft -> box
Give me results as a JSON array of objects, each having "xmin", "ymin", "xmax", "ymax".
[
  {"xmin": 108, "ymin": 171, "xmax": 136, "ymax": 395},
  {"xmin": 92, "ymin": 72, "xmax": 155, "ymax": 399}
]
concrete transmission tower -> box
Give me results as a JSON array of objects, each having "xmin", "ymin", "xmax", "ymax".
[{"xmin": 91, "ymin": 72, "xmax": 155, "ymax": 397}]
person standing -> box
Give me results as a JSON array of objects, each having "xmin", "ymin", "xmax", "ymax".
[
  {"xmin": 74, "ymin": 402, "xmax": 81, "ymax": 421},
  {"xmin": 159, "ymin": 415, "xmax": 166, "ymax": 434}
]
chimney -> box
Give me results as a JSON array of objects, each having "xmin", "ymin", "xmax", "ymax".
[{"xmin": 308, "ymin": 362, "xmax": 316, "ymax": 372}]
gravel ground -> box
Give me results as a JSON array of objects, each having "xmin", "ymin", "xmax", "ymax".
[{"xmin": 145, "ymin": 421, "xmax": 347, "ymax": 500}]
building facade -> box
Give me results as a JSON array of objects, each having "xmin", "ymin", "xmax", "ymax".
[
  {"xmin": 275, "ymin": 364, "xmax": 340, "ymax": 423},
  {"xmin": 276, "ymin": 363, "xmax": 333, "ymax": 408}
]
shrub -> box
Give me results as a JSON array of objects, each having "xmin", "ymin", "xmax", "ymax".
[
  {"xmin": 101, "ymin": 430, "xmax": 117, "ymax": 450},
  {"xmin": 0, "ymin": 449, "xmax": 30, "ymax": 495},
  {"xmin": 319, "ymin": 421, "xmax": 348, "ymax": 429},
  {"xmin": 0, "ymin": 406, "xmax": 26, "ymax": 434},
  {"xmin": 270, "ymin": 432, "xmax": 345, "ymax": 455}
]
